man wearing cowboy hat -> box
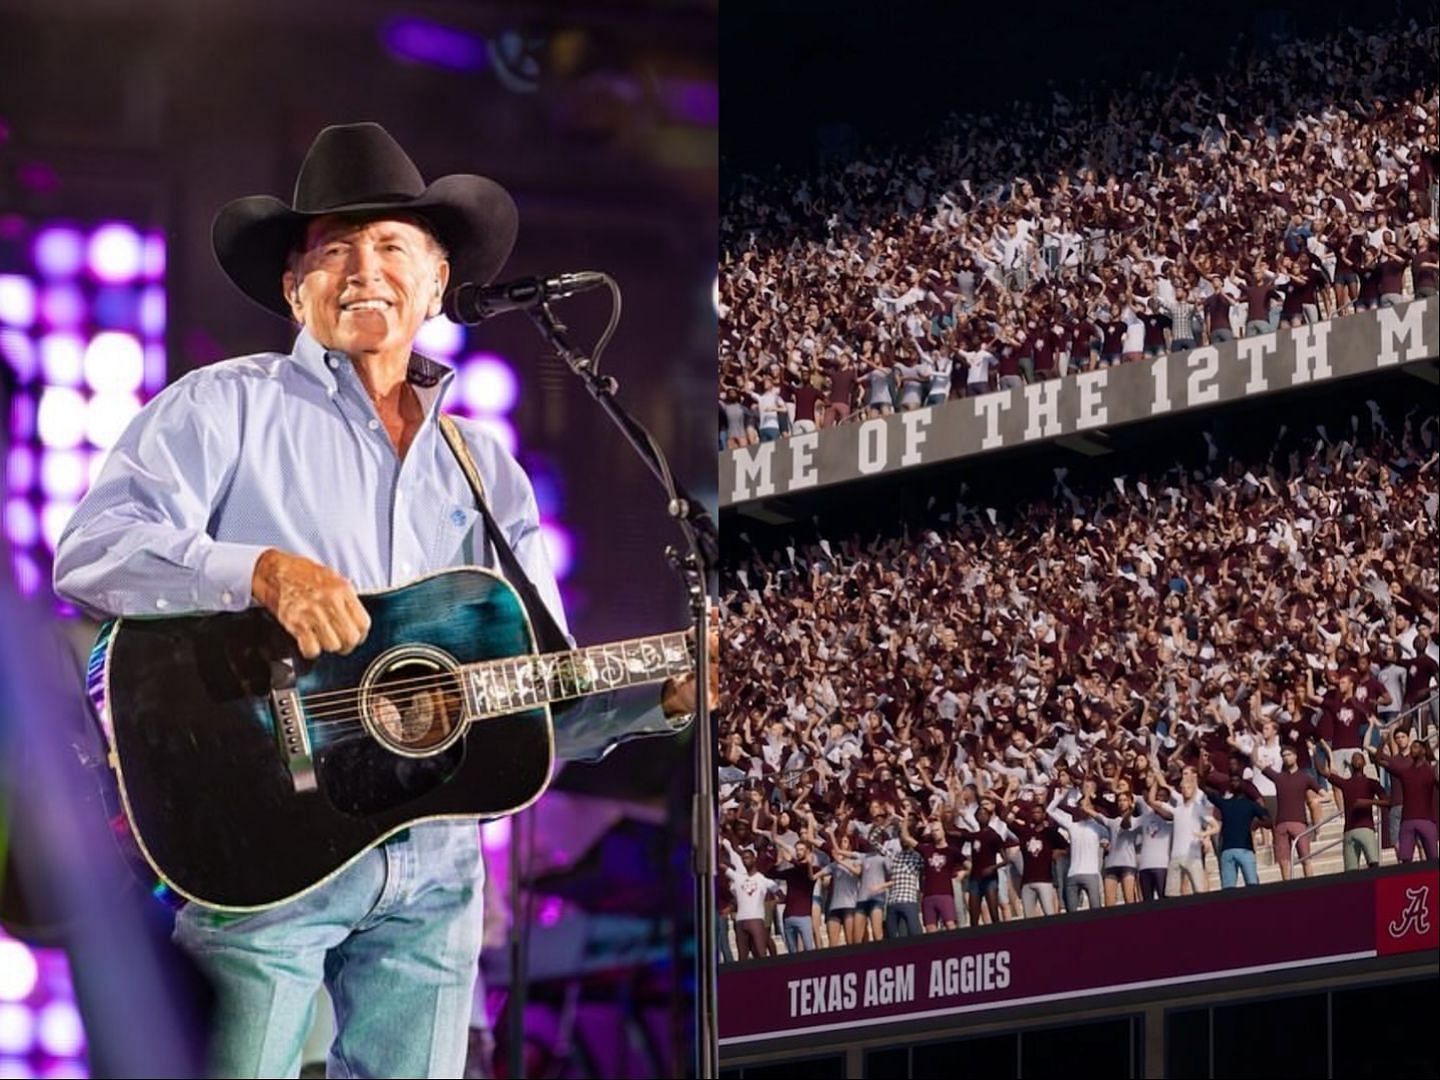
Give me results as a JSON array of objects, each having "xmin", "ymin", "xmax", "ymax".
[{"xmin": 54, "ymin": 122, "xmax": 701, "ymax": 1078}]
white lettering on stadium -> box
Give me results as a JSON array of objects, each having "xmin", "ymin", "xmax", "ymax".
[
  {"xmin": 723, "ymin": 301, "xmax": 1436, "ymax": 504},
  {"xmin": 786, "ymin": 972, "xmax": 859, "ymax": 1017},
  {"xmin": 926, "ymin": 950, "xmax": 1012, "ymax": 999}
]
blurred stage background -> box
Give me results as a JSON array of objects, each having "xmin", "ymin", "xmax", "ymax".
[{"xmin": 0, "ymin": 0, "xmax": 717, "ymax": 1076}]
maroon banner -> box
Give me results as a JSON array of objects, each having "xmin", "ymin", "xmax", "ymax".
[{"xmin": 719, "ymin": 869, "xmax": 1438, "ymax": 1045}]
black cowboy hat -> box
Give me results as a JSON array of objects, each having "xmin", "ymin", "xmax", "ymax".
[{"xmin": 212, "ymin": 122, "xmax": 518, "ymax": 320}]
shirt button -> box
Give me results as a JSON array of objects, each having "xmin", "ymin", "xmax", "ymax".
[
  {"xmin": 327, "ymin": 356, "xmax": 339, "ymax": 370},
  {"xmin": 368, "ymin": 419, "xmax": 380, "ymax": 431},
  {"xmin": 221, "ymin": 590, "xmax": 233, "ymax": 605},
  {"xmin": 155, "ymin": 598, "xmax": 169, "ymax": 610}
]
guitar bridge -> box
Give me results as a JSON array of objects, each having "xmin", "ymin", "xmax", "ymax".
[{"xmin": 270, "ymin": 659, "xmax": 316, "ymax": 793}]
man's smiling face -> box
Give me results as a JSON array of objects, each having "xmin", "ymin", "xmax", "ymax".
[{"xmin": 283, "ymin": 214, "xmax": 449, "ymax": 362}]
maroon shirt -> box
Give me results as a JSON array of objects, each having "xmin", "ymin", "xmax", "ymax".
[
  {"xmin": 950, "ymin": 827, "xmax": 1011, "ymax": 880},
  {"xmin": 1012, "ymin": 822, "xmax": 1066, "ymax": 884},
  {"xmin": 1263, "ymin": 766, "xmax": 1322, "ymax": 824},
  {"xmin": 1138, "ymin": 312, "xmax": 1171, "ymax": 351},
  {"xmin": 827, "ymin": 366, "xmax": 856, "ymax": 406},
  {"xmin": 916, "ymin": 842, "xmax": 962, "ymax": 898},
  {"xmin": 1320, "ymin": 694, "xmax": 1370, "ymax": 751},
  {"xmin": 1378, "ymin": 258, "xmax": 1408, "ymax": 296},
  {"xmin": 1329, "ymin": 773, "xmax": 1386, "ymax": 831},
  {"xmin": 1033, "ymin": 329, "xmax": 1058, "ymax": 374},
  {"xmin": 775, "ymin": 862, "xmax": 817, "ymax": 918},
  {"xmin": 1379, "ymin": 757, "xmax": 1439, "ymax": 823},
  {"xmin": 1278, "ymin": 716, "xmax": 1320, "ymax": 767},
  {"xmin": 1242, "ymin": 283, "xmax": 1280, "ymax": 322},
  {"xmin": 1402, "ymin": 654, "xmax": 1437, "ymax": 706},
  {"xmin": 994, "ymin": 338, "xmax": 1021, "ymax": 378},
  {"xmin": 792, "ymin": 383, "xmax": 823, "ymax": 425},
  {"xmin": 1099, "ymin": 318, "xmax": 1127, "ymax": 355}
]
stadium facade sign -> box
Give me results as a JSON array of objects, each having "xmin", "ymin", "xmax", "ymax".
[
  {"xmin": 722, "ymin": 298, "xmax": 1437, "ymax": 507},
  {"xmin": 717, "ymin": 867, "xmax": 1438, "ymax": 1045}
]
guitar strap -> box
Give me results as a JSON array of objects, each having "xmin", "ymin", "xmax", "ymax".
[{"xmin": 437, "ymin": 414, "xmax": 570, "ymax": 655}]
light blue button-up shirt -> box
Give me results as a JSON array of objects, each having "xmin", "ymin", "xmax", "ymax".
[{"xmin": 54, "ymin": 329, "xmax": 673, "ymax": 760}]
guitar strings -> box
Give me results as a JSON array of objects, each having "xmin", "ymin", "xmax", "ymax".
[
  {"xmin": 296, "ymin": 664, "xmax": 688, "ymax": 729},
  {"xmin": 290, "ymin": 636, "xmax": 694, "ymax": 711},
  {"xmin": 293, "ymin": 666, "xmax": 683, "ymax": 740},
  {"xmin": 294, "ymin": 654, "xmax": 691, "ymax": 718}
]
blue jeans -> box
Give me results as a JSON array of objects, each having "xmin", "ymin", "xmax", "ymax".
[
  {"xmin": 1220, "ymin": 848, "xmax": 1258, "ymax": 887},
  {"xmin": 783, "ymin": 915, "xmax": 815, "ymax": 954},
  {"xmin": 174, "ymin": 822, "xmax": 483, "ymax": 1078}
]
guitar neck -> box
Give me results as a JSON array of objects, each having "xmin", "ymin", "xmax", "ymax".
[{"xmin": 460, "ymin": 631, "xmax": 694, "ymax": 718}]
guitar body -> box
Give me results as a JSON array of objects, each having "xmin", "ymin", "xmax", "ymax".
[{"xmin": 92, "ymin": 568, "xmax": 553, "ymax": 911}]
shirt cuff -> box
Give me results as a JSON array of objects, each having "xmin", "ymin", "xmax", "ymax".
[
  {"xmin": 554, "ymin": 685, "xmax": 692, "ymax": 764},
  {"xmin": 196, "ymin": 541, "xmax": 272, "ymax": 612}
]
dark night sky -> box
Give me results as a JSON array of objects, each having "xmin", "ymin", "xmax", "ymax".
[{"xmin": 720, "ymin": 0, "xmax": 1437, "ymax": 174}]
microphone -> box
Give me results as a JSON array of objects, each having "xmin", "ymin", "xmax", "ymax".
[{"xmin": 444, "ymin": 271, "xmax": 608, "ymax": 324}]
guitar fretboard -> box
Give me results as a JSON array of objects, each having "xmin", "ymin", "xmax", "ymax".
[{"xmin": 461, "ymin": 631, "xmax": 694, "ymax": 719}]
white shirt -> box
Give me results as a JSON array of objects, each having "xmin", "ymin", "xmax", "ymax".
[
  {"xmin": 725, "ymin": 849, "xmax": 779, "ymax": 921},
  {"xmin": 1049, "ymin": 797, "xmax": 1109, "ymax": 877},
  {"xmin": 1169, "ymin": 791, "xmax": 1214, "ymax": 861}
]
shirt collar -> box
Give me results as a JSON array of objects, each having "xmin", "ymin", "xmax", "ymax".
[{"xmin": 290, "ymin": 328, "xmax": 454, "ymax": 410}]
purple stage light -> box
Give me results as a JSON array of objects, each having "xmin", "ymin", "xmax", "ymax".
[
  {"xmin": 11, "ymin": 395, "xmax": 36, "ymax": 442},
  {"xmin": 480, "ymin": 818, "xmax": 511, "ymax": 851},
  {"xmin": 87, "ymin": 224, "xmax": 143, "ymax": 284},
  {"xmin": 0, "ymin": 275, "xmax": 37, "ymax": 328},
  {"xmin": 415, "ymin": 316, "xmax": 463, "ymax": 359},
  {"xmin": 38, "ymin": 334, "xmax": 85, "ymax": 388},
  {"xmin": 529, "ymin": 471, "xmax": 561, "ymax": 519},
  {"xmin": 458, "ymin": 354, "xmax": 518, "ymax": 414},
  {"xmin": 539, "ymin": 520, "xmax": 574, "ymax": 580},
  {"xmin": 10, "ymin": 551, "xmax": 40, "ymax": 596},
  {"xmin": 138, "ymin": 287, "xmax": 165, "ymax": 337},
  {"xmin": 92, "ymin": 286, "xmax": 142, "ymax": 332},
  {"xmin": 4, "ymin": 499, "xmax": 38, "ymax": 548},
  {"xmin": 143, "ymin": 342, "xmax": 166, "ymax": 391},
  {"xmin": 35, "ymin": 387, "xmax": 87, "ymax": 449},
  {"xmin": 381, "ymin": 17, "xmax": 488, "ymax": 72},
  {"xmin": 84, "ymin": 392, "xmax": 141, "ymax": 449},
  {"xmin": 41, "ymin": 1061, "xmax": 89, "ymax": 1079},
  {"xmin": 0, "ymin": 331, "xmax": 37, "ymax": 383},
  {"xmin": 537, "ymin": 897, "xmax": 564, "ymax": 928},
  {"xmin": 0, "ymin": 1003, "xmax": 36, "ymax": 1055},
  {"xmin": 35, "ymin": 1002, "xmax": 83, "ymax": 1058},
  {"xmin": 141, "ymin": 232, "xmax": 166, "ymax": 281},
  {"xmin": 83, "ymin": 332, "xmax": 144, "ymax": 394},
  {"xmin": 0, "ymin": 940, "xmax": 38, "ymax": 1003},
  {"xmin": 39, "ymin": 450, "xmax": 87, "ymax": 500},
  {"xmin": 472, "ymin": 415, "xmax": 517, "ymax": 456},
  {"xmin": 37, "ymin": 286, "xmax": 84, "ymax": 331},
  {"xmin": 6, "ymin": 447, "xmax": 35, "ymax": 492},
  {"xmin": 40, "ymin": 501, "xmax": 75, "ymax": 550},
  {"xmin": 32, "ymin": 228, "xmax": 83, "ymax": 279}
]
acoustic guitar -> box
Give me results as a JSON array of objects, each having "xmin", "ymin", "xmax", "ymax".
[{"xmin": 88, "ymin": 567, "xmax": 693, "ymax": 912}]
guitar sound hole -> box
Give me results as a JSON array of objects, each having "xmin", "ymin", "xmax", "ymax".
[{"xmin": 365, "ymin": 656, "xmax": 466, "ymax": 756}]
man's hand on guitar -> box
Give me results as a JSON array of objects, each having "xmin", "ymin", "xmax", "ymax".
[
  {"xmin": 661, "ymin": 625, "xmax": 720, "ymax": 722},
  {"xmin": 251, "ymin": 549, "xmax": 373, "ymax": 659}
]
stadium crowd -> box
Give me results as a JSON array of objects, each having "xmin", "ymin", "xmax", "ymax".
[
  {"xmin": 716, "ymin": 407, "xmax": 1439, "ymax": 960},
  {"xmin": 719, "ymin": 17, "xmax": 1439, "ymax": 447}
]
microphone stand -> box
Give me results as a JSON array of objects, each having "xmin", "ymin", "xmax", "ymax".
[{"xmin": 519, "ymin": 298, "xmax": 722, "ymax": 1079}]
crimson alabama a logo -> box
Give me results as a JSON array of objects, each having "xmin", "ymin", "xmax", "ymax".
[
  {"xmin": 1375, "ymin": 874, "xmax": 1440, "ymax": 955},
  {"xmin": 1387, "ymin": 887, "xmax": 1431, "ymax": 938}
]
